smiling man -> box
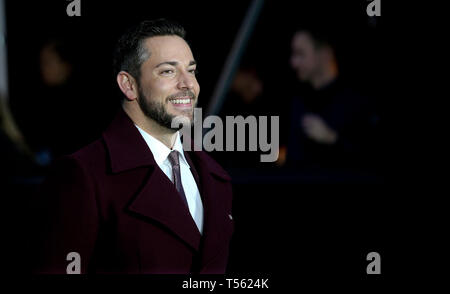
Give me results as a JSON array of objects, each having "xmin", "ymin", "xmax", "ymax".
[{"xmin": 33, "ymin": 19, "xmax": 234, "ymax": 274}]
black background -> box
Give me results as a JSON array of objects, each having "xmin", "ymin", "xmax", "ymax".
[{"xmin": 2, "ymin": 0, "xmax": 437, "ymax": 291}]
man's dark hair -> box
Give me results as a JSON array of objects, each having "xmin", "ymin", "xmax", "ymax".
[{"xmin": 113, "ymin": 19, "xmax": 186, "ymax": 82}]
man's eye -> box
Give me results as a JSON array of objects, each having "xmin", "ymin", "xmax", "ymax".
[
  {"xmin": 161, "ymin": 69, "xmax": 174, "ymax": 75},
  {"xmin": 189, "ymin": 69, "xmax": 198, "ymax": 75}
]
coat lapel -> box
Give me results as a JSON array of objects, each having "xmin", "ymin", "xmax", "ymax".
[{"xmin": 127, "ymin": 166, "xmax": 202, "ymax": 251}]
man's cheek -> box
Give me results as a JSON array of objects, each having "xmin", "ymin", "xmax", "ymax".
[{"xmin": 195, "ymin": 84, "xmax": 200, "ymax": 98}]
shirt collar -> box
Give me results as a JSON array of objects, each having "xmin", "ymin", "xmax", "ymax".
[{"xmin": 135, "ymin": 125, "xmax": 189, "ymax": 168}]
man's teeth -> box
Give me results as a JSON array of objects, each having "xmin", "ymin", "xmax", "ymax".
[{"xmin": 170, "ymin": 98, "xmax": 191, "ymax": 104}]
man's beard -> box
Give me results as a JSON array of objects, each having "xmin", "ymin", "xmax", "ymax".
[{"xmin": 137, "ymin": 85, "xmax": 196, "ymax": 131}]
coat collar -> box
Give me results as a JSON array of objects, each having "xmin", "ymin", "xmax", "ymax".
[{"xmin": 102, "ymin": 108, "xmax": 155, "ymax": 172}]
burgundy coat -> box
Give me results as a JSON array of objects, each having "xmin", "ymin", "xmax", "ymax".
[{"xmin": 33, "ymin": 108, "xmax": 234, "ymax": 274}]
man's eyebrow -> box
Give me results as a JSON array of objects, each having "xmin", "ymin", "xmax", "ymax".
[{"xmin": 155, "ymin": 60, "xmax": 197, "ymax": 68}]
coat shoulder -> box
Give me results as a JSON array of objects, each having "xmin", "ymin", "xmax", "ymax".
[{"xmin": 63, "ymin": 137, "xmax": 109, "ymax": 175}]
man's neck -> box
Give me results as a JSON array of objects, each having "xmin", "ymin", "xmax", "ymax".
[{"xmin": 122, "ymin": 104, "xmax": 177, "ymax": 149}]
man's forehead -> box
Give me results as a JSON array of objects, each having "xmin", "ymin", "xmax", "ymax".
[{"xmin": 144, "ymin": 35, "xmax": 194, "ymax": 61}]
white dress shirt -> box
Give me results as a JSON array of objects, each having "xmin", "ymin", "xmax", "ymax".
[{"xmin": 135, "ymin": 125, "xmax": 204, "ymax": 234}]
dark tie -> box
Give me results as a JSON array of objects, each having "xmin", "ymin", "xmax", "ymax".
[{"xmin": 167, "ymin": 150, "xmax": 188, "ymax": 207}]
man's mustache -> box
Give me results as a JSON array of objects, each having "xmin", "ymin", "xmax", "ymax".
[{"xmin": 167, "ymin": 91, "xmax": 196, "ymax": 101}]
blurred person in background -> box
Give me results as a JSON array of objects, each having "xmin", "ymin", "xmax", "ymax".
[
  {"xmin": 286, "ymin": 27, "xmax": 379, "ymax": 173},
  {"xmin": 220, "ymin": 67, "xmax": 264, "ymax": 117},
  {"xmin": 37, "ymin": 39, "xmax": 83, "ymax": 158},
  {"xmin": 20, "ymin": 38, "xmax": 96, "ymax": 163},
  {"xmin": 0, "ymin": 96, "xmax": 39, "ymax": 187},
  {"xmin": 215, "ymin": 66, "xmax": 267, "ymax": 168},
  {"xmin": 1, "ymin": 95, "xmax": 43, "ymax": 274}
]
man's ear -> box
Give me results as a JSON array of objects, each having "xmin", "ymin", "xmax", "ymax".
[{"xmin": 117, "ymin": 71, "xmax": 138, "ymax": 101}]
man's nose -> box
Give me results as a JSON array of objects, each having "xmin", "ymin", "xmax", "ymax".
[{"xmin": 177, "ymin": 71, "xmax": 195, "ymax": 90}]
